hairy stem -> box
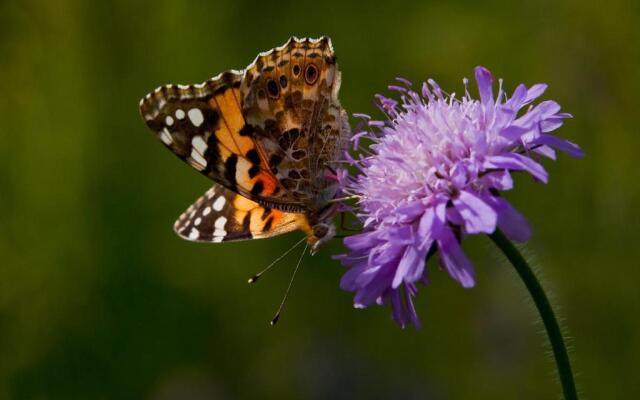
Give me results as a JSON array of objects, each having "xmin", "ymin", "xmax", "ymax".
[{"xmin": 489, "ymin": 229, "xmax": 578, "ymax": 400}]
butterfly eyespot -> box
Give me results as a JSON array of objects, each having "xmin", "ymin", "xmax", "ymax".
[
  {"xmin": 292, "ymin": 64, "xmax": 301, "ymax": 76},
  {"xmin": 279, "ymin": 75, "xmax": 288, "ymax": 89},
  {"xmin": 267, "ymin": 79, "xmax": 280, "ymax": 99},
  {"xmin": 304, "ymin": 64, "xmax": 319, "ymax": 85}
]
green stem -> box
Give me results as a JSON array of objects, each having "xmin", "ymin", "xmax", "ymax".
[{"xmin": 489, "ymin": 229, "xmax": 578, "ymax": 400}]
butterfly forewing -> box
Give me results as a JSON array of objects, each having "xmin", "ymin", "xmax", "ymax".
[{"xmin": 139, "ymin": 72, "xmax": 304, "ymax": 210}]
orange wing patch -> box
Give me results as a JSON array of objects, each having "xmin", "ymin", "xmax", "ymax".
[
  {"xmin": 232, "ymin": 194, "xmax": 308, "ymax": 239},
  {"xmin": 209, "ymin": 88, "xmax": 253, "ymax": 155}
]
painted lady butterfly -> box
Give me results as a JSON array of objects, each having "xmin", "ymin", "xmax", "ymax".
[{"xmin": 140, "ymin": 37, "xmax": 350, "ymax": 254}]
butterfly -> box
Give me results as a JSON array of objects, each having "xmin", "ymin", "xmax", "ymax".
[{"xmin": 139, "ymin": 36, "xmax": 350, "ymax": 254}]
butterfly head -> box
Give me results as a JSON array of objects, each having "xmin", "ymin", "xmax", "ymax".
[
  {"xmin": 309, "ymin": 221, "xmax": 336, "ymax": 255},
  {"xmin": 307, "ymin": 202, "xmax": 340, "ymax": 255}
]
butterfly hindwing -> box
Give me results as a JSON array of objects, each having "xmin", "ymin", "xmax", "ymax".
[{"xmin": 174, "ymin": 185, "xmax": 310, "ymax": 243}]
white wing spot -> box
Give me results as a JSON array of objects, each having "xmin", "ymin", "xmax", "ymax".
[
  {"xmin": 194, "ymin": 217, "xmax": 202, "ymax": 226},
  {"xmin": 214, "ymin": 216, "xmax": 227, "ymax": 229},
  {"xmin": 190, "ymin": 149, "xmax": 207, "ymax": 167},
  {"xmin": 188, "ymin": 108, "xmax": 204, "ymax": 127},
  {"xmin": 188, "ymin": 228, "xmax": 199, "ymax": 240},
  {"xmin": 213, "ymin": 196, "xmax": 226, "ymax": 211},
  {"xmin": 160, "ymin": 128, "xmax": 173, "ymax": 145},
  {"xmin": 213, "ymin": 229, "xmax": 227, "ymax": 237},
  {"xmin": 203, "ymin": 206, "xmax": 211, "ymax": 216},
  {"xmin": 165, "ymin": 116, "xmax": 174, "ymax": 126},
  {"xmin": 212, "ymin": 236, "xmax": 224, "ymax": 243},
  {"xmin": 191, "ymin": 135, "xmax": 207, "ymax": 154},
  {"xmin": 175, "ymin": 109, "xmax": 185, "ymax": 119}
]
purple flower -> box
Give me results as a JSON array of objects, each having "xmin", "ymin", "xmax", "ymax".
[{"xmin": 337, "ymin": 67, "xmax": 583, "ymax": 328}]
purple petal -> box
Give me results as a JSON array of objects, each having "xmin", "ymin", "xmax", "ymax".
[
  {"xmin": 344, "ymin": 231, "xmax": 378, "ymax": 251},
  {"xmin": 404, "ymin": 289, "xmax": 421, "ymax": 329},
  {"xmin": 437, "ymin": 229, "xmax": 476, "ymax": 288},
  {"xmin": 486, "ymin": 196, "xmax": 531, "ymax": 242},
  {"xmin": 369, "ymin": 243, "xmax": 405, "ymax": 267},
  {"xmin": 539, "ymin": 117, "xmax": 565, "ymax": 133},
  {"xmin": 474, "ymin": 66, "xmax": 494, "ymax": 105},
  {"xmin": 512, "ymin": 100, "xmax": 561, "ymax": 130},
  {"xmin": 445, "ymin": 207, "xmax": 464, "ymax": 226},
  {"xmin": 351, "ymin": 130, "xmax": 370, "ymax": 149},
  {"xmin": 453, "ymin": 191, "xmax": 498, "ymax": 234},
  {"xmin": 393, "ymin": 245, "xmax": 424, "ymax": 288},
  {"xmin": 450, "ymin": 163, "xmax": 468, "ymax": 187},
  {"xmin": 390, "ymin": 290, "xmax": 407, "ymax": 328},
  {"xmin": 427, "ymin": 79, "xmax": 444, "ymax": 99},
  {"xmin": 354, "ymin": 268, "xmax": 394, "ymax": 306},
  {"xmin": 334, "ymin": 251, "xmax": 367, "ymax": 268},
  {"xmin": 396, "ymin": 201, "xmax": 426, "ymax": 223},
  {"xmin": 523, "ymin": 83, "xmax": 547, "ymax": 105},
  {"xmin": 421, "ymin": 81, "xmax": 434, "ymax": 101},
  {"xmin": 382, "ymin": 225, "xmax": 414, "ymax": 245},
  {"xmin": 406, "ymin": 243, "xmax": 431, "ymax": 282},
  {"xmin": 340, "ymin": 263, "xmax": 370, "ymax": 291},
  {"xmin": 483, "ymin": 170, "xmax": 513, "ymax": 190},
  {"xmin": 536, "ymin": 100, "xmax": 562, "ymax": 118},
  {"xmin": 484, "ymin": 153, "xmax": 548, "ymax": 183},
  {"xmin": 500, "ymin": 125, "xmax": 531, "ymax": 142},
  {"xmin": 395, "ymin": 243, "xmax": 431, "ymax": 288},
  {"xmin": 388, "ymin": 85, "xmax": 408, "ymax": 93},
  {"xmin": 505, "ymin": 84, "xmax": 528, "ymax": 109},
  {"xmin": 533, "ymin": 145, "xmax": 557, "ymax": 160},
  {"xmin": 418, "ymin": 202, "xmax": 446, "ymax": 238},
  {"xmin": 396, "ymin": 77, "xmax": 413, "ymax": 87},
  {"xmin": 531, "ymin": 134, "xmax": 584, "ymax": 158},
  {"xmin": 494, "ymin": 106, "xmax": 517, "ymax": 130}
]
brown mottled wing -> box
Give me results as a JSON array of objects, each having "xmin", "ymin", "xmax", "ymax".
[
  {"xmin": 139, "ymin": 71, "xmax": 304, "ymax": 210},
  {"xmin": 240, "ymin": 36, "xmax": 350, "ymax": 208},
  {"xmin": 174, "ymin": 185, "xmax": 310, "ymax": 243}
]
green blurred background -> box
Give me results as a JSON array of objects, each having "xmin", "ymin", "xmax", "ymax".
[{"xmin": 1, "ymin": 0, "xmax": 638, "ymax": 398}]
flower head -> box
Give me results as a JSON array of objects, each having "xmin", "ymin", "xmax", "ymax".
[{"xmin": 337, "ymin": 67, "xmax": 583, "ymax": 328}]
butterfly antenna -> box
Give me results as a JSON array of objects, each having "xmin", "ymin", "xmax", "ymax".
[
  {"xmin": 270, "ymin": 241, "xmax": 309, "ymax": 326},
  {"xmin": 248, "ymin": 236, "xmax": 307, "ymax": 284}
]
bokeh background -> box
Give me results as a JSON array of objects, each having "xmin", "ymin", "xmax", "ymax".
[{"xmin": 1, "ymin": 0, "xmax": 638, "ymax": 398}]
